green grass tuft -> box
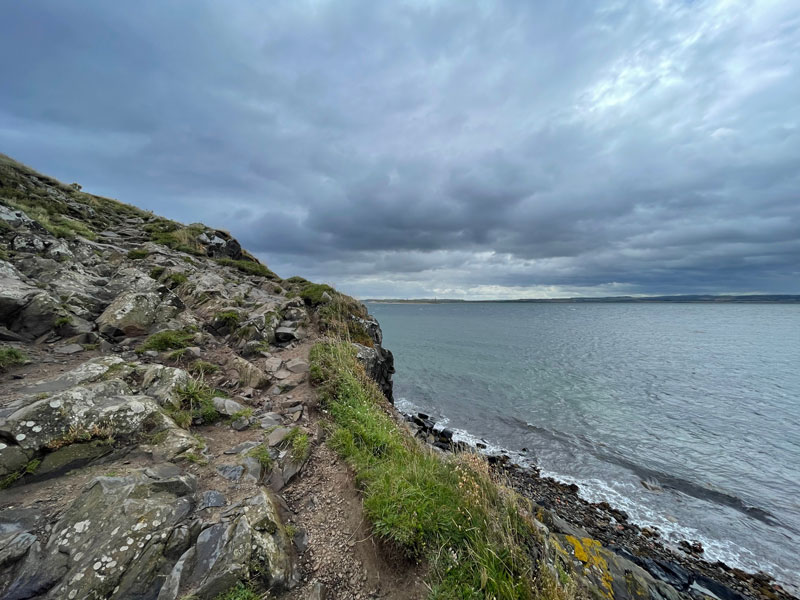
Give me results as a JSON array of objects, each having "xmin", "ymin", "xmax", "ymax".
[
  {"xmin": 212, "ymin": 583, "xmax": 260, "ymax": 600},
  {"xmin": 299, "ymin": 283, "xmax": 335, "ymax": 306},
  {"xmin": 215, "ymin": 310, "xmax": 241, "ymax": 328},
  {"xmin": 247, "ymin": 444, "xmax": 274, "ymax": 470},
  {"xmin": 189, "ymin": 360, "xmax": 219, "ymax": 376},
  {"xmin": 149, "ymin": 266, "xmax": 166, "ymax": 280},
  {"xmin": 167, "ymin": 272, "xmax": 188, "ymax": 286},
  {"xmin": 165, "ymin": 378, "xmax": 221, "ymax": 428},
  {"xmin": 127, "ymin": 248, "xmax": 149, "ymax": 260},
  {"xmin": 215, "ymin": 257, "xmax": 279, "ymax": 279},
  {"xmin": 137, "ymin": 330, "xmax": 193, "ymax": 353},
  {"xmin": 0, "ymin": 347, "xmax": 27, "ymax": 371}
]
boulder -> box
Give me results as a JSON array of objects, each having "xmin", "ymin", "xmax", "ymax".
[
  {"xmin": 141, "ymin": 364, "xmax": 191, "ymax": 409},
  {"xmin": 211, "ymin": 397, "xmax": 246, "ymax": 417},
  {"xmin": 158, "ymin": 489, "xmax": 297, "ymax": 599},
  {"xmin": 226, "ymin": 356, "xmax": 269, "ymax": 389},
  {"xmin": 96, "ymin": 291, "xmax": 165, "ymax": 337},
  {"xmin": 0, "ymin": 469, "xmax": 197, "ymax": 600}
]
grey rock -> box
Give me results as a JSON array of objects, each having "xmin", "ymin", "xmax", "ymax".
[
  {"xmin": 267, "ymin": 427, "xmax": 293, "ymax": 447},
  {"xmin": 53, "ymin": 343, "xmax": 83, "ymax": 355},
  {"xmin": 307, "ymin": 580, "xmax": 328, "ymax": 600},
  {"xmin": 223, "ymin": 441, "xmax": 260, "ymax": 455},
  {"xmin": 285, "ymin": 358, "xmax": 309, "ymax": 373},
  {"xmin": 274, "ymin": 326, "xmax": 298, "ymax": 343},
  {"xmin": 211, "ymin": 396, "xmax": 246, "ymax": 417},
  {"xmin": 259, "ymin": 413, "xmax": 282, "ymax": 429},
  {"xmin": 216, "ymin": 465, "xmax": 244, "ymax": 482},
  {"xmin": 198, "ymin": 491, "xmax": 227, "ymax": 510},
  {"xmin": 231, "ymin": 417, "xmax": 250, "ymax": 431}
]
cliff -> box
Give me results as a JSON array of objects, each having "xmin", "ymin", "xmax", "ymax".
[{"xmin": 0, "ymin": 154, "xmax": 793, "ymax": 600}]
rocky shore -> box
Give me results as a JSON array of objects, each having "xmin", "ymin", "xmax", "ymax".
[{"xmin": 401, "ymin": 411, "xmax": 797, "ymax": 600}]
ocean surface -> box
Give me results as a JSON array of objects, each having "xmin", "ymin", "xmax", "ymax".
[{"xmin": 367, "ymin": 302, "xmax": 800, "ymax": 592}]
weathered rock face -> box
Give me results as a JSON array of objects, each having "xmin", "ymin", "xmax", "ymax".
[
  {"xmin": 0, "ymin": 468, "xmax": 297, "ymax": 600},
  {"xmin": 353, "ymin": 315, "xmax": 395, "ymax": 402}
]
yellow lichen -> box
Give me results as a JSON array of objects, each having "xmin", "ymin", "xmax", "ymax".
[{"xmin": 565, "ymin": 535, "xmax": 615, "ymax": 600}]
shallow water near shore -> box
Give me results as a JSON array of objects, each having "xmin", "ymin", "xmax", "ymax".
[{"xmin": 368, "ymin": 301, "xmax": 800, "ymax": 593}]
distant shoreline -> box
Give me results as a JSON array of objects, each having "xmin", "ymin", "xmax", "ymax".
[{"xmin": 364, "ymin": 294, "xmax": 800, "ymax": 304}]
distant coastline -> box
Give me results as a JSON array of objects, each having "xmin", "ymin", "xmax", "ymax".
[{"xmin": 365, "ymin": 294, "xmax": 800, "ymax": 304}]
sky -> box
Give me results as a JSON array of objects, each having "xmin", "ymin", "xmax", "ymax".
[{"xmin": 1, "ymin": 1, "xmax": 799, "ymax": 299}]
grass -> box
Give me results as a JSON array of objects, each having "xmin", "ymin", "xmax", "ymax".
[
  {"xmin": 0, "ymin": 347, "xmax": 26, "ymax": 371},
  {"xmin": 283, "ymin": 427, "xmax": 310, "ymax": 461},
  {"xmin": 317, "ymin": 294, "xmax": 374, "ymax": 347},
  {"xmin": 299, "ymin": 283, "xmax": 335, "ymax": 306},
  {"xmin": 137, "ymin": 330, "xmax": 193, "ymax": 353},
  {"xmin": 215, "ymin": 310, "xmax": 241, "ymax": 328},
  {"xmin": 53, "ymin": 316, "xmax": 73, "ymax": 327},
  {"xmin": 189, "ymin": 360, "xmax": 219, "ymax": 376},
  {"xmin": 310, "ymin": 340, "xmax": 543, "ymax": 599},
  {"xmin": 149, "ymin": 266, "xmax": 166, "ymax": 280},
  {"xmin": 212, "ymin": 583, "xmax": 260, "ymax": 600},
  {"xmin": 215, "ymin": 257, "xmax": 279, "ymax": 280},
  {"xmin": 167, "ymin": 272, "xmax": 188, "ymax": 286},
  {"xmin": 127, "ymin": 248, "xmax": 149, "ymax": 260},
  {"xmin": 147, "ymin": 222, "xmax": 206, "ymax": 256},
  {"xmin": 247, "ymin": 444, "xmax": 274, "ymax": 470},
  {"xmin": 165, "ymin": 378, "xmax": 221, "ymax": 428}
]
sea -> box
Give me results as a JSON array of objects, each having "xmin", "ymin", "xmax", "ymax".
[{"xmin": 367, "ymin": 301, "xmax": 800, "ymax": 593}]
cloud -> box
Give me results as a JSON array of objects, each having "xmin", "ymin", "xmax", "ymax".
[{"xmin": 1, "ymin": 0, "xmax": 798, "ymax": 298}]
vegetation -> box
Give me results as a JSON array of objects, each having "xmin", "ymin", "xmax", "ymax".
[
  {"xmin": 53, "ymin": 316, "xmax": 73, "ymax": 327},
  {"xmin": 167, "ymin": 272, "xmax": 188, "ymax": 286},
  {"xmin": 137, "ymin": 330, "xmax": 193, "ymax": 353},
  {"xmin": 212, "ymin": 583, "xmax": 260, "ymax": 600},
  {"xmin": 127, "ymin": 248, "xmax": 149, "ymax": 260},
  {"xmin": 317, "ymin": 294, "xmax": 374, "ymax": 347},
  {"xmin": 310, "ymin": 340, "xmax": 544, "ymax": 599},
  {"xmin": 247, "ymin": 444, "xmax": 274, "ymax": 470},
  {"xmin": 165, "ymin": 378, "xmax": 221, "ymax": 428},
  {"xmin": 146, "ymin": 221, "xmax": 206, "ymax": 256},
  {"xmin": 149, "ymin": 266, "xmax": 166, "ymax": 280},
  {"xmin": 283, "ymin": 427, "xmax": 310, "ymax": 461},
  {"xmin": 189, "ymin": 360, "xmax": 219, "ymax": 376},
  {"xmin": 215, "ymin": 310, "xmax": 241, "ymax": 328},
  {"xmin": 299, "ymin": 282, "xmax": 335, "ymax": 306},
  {"xmin": 215, "ymin": 257, "xmax": 279, "ymax": 280},
  {"xmin": 0, "ymin": 346, "xmax": 27, "ymax": 371}
]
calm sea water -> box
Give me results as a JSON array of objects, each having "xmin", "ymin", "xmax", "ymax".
[{"xmin": 368, "ymin": 302, "xmax": 800, "ymax": 592}]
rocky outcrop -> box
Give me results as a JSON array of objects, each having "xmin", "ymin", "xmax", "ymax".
[{"xmin": 353, "ymin": 314, "xmax": 395, "ymax": 402}]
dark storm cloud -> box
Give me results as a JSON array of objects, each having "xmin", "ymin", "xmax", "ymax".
[{"xmin": 1, "ymin": 0, "xmax": 799, "ymax": 298}]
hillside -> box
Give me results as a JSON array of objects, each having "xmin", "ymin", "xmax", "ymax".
[{"xmin": 0, "ymin": 154, "xmax": 793, "ymax": 600}]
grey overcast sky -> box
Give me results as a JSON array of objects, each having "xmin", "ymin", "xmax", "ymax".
[{"xmin": 1, "ymin": 1, "xmax": 799, "ymax": 299}]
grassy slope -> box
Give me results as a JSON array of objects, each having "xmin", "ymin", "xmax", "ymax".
[{"xmin": 310, "ymin": 336, "xmax": 573, "ymax": 599}]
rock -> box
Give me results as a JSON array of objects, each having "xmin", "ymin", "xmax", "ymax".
[
  {"xmin": 285, "ymin": 358, "xmax": 309, "ymax": 373},
  {"xmin": 34, "ymin": 441, "xmax": 113, "ymax": 478},
  {"xmin": 16, "ymin": 356, "xmax": 124, "ymax": 395},
  {"xmin": 226, "ymin": 356, "xmax": 269, "ymax": 389},
  {"xmin": 158, "ymin": 489, "xmax": 297, "ymax": 598},
  {"xmin": 267, "ymin": 427, "xmax": 293, "ymax": 447},
  {"xmin": 212, "ymin": 396, "xmax": 246, "ymax": 417},
  {"xmin": 0, "ymin": 469, "xmax": 198, "ymax": 600},
  {"xmin": 11, "ymin": 292, "xmax": 63, "ymax": 339},
  {"xmin": 231, "ymin": 417, "xmax": 250, "ymax": 431},
  {"xmin": 141, "ymin": 364, "xmax": 191, "ymax": 409},
  {"xmin": 198, "ymin": 491, "xmax": 227, "ymax": 510},
  {"xmin": 53, "ymin": 343, "xmax": 83, "ymax": 355},
  {"xmin": 274, "ymin": 326, "xmax": 299, "ymax": 343},
  {"xmin": 0, "ymin": 383, "xmax": 165, "ymax": 461},
  {"xmin": 307, "ymin": 580, "xmax": 328, "ymax": 600},
  {"xmin": 0, "ymin": 205, "xmax": 34, "ymax": 228},
  {"xmin": 224, "ymin": 441, "xmax": 261, "ymax": 455},
  {"xmin": 264, "ymin": 356, "xmax": 283, "ymax": 373},
  {"xmin": 96, "ymin": 291, "xmax": 163, "ymax": 337},
  {"xmin": 354, "ymin": 342, "xmax": 395, "ymax": 403},
  {"xmin": 216, "ymin": 465, "xmax": 244, "ymax": 481},
  {"xmin": 259, "ymin": 413, "xmax": 282, "ymax": 429}
]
